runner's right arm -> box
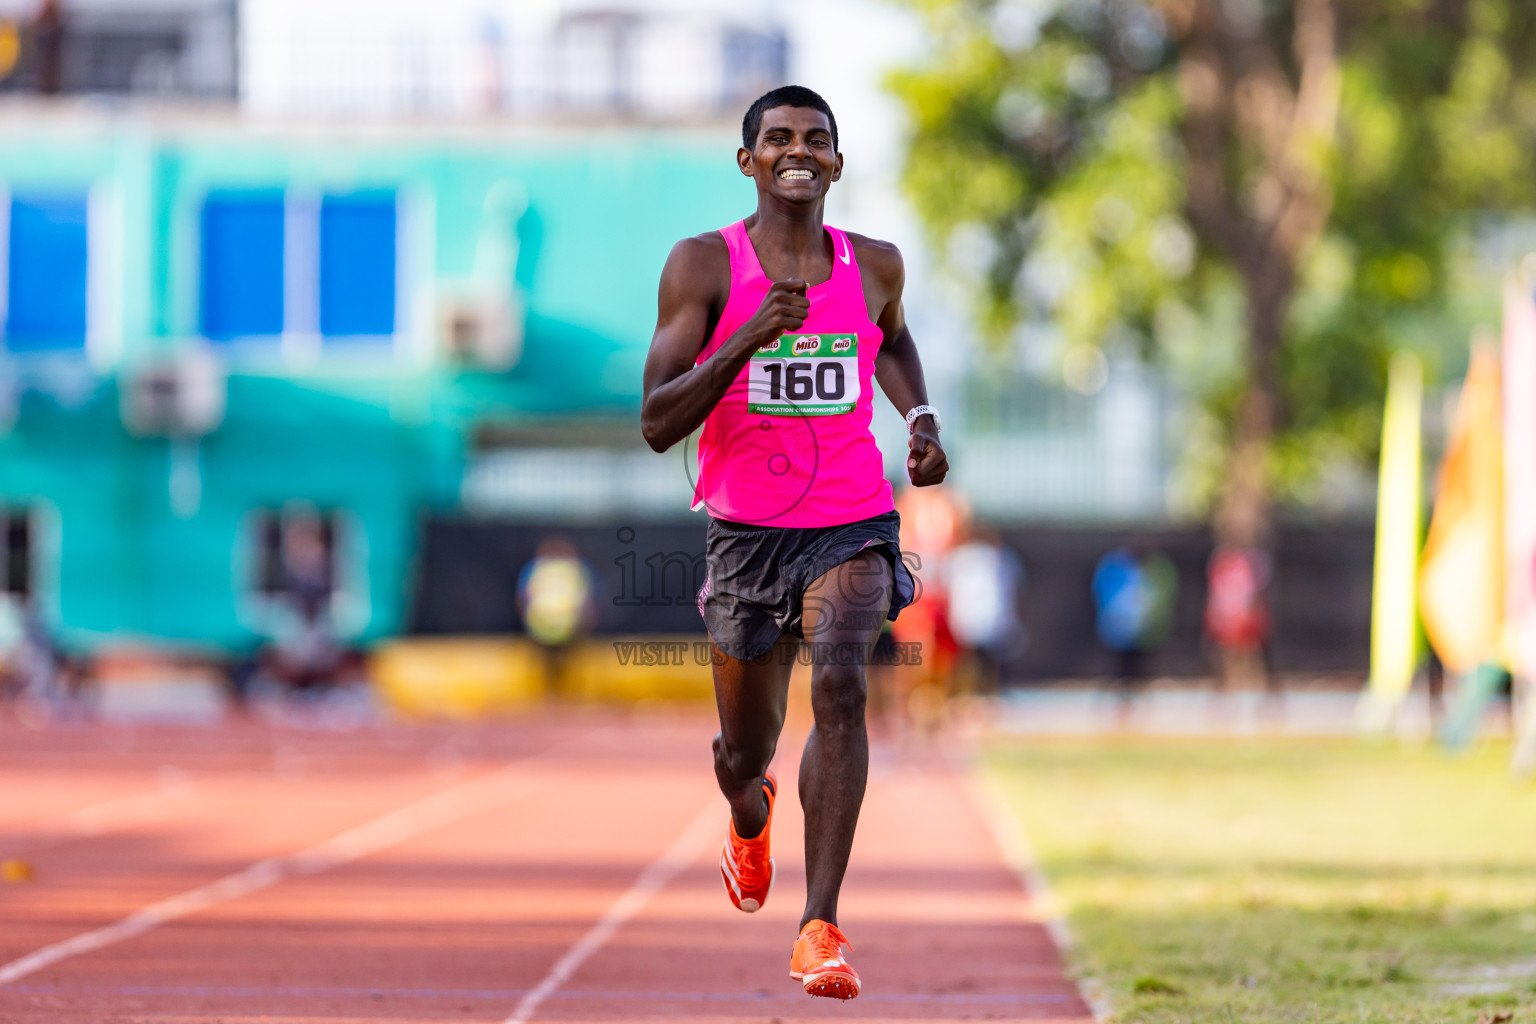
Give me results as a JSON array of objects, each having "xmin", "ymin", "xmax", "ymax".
[{"xmin": 641, "ymin": 235, "xmax": 809, "ymax": 452}]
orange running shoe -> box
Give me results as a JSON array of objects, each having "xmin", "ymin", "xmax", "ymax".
[
  {"xmin": 789, "ymin": 919, "xmax": 860, "ymax": 1000},
  {"xmin": 720, "ymin": 769, "xmax": 776, "ymax": 912}
]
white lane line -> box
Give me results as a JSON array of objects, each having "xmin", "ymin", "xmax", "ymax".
[
  {"xmin": 0, "ymin": 759, "xmax": 546, "ymax": 988},
  {"xmin": 967, "ymin": 768, "xmax": 1112, "ymax": 1024},
  {"xmin": 503, "ymin": 796, "xmax": 718, "ymax": 1024}
]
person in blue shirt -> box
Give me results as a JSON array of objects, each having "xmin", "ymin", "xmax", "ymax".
[{"xmin": 1092, "ymin": 543, "xmax": 1178, "ymax": 719}]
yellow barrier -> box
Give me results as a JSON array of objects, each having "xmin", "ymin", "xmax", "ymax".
[
  {"xmin": 560, "ymin": 635, "xmax": 715, "ymax": 703},
  {"xmin": 371, "ymin": 635, "xmax": 715, "ymax": 715},
  {"xmin": 371, "ymin": 638, "xmax": 547, "ymax": 717}
]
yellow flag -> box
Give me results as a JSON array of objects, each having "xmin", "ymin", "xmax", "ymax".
[
  {"xmin": 1366, "ymin": 350, "xmax": 1423, "ymax": 710},
  {"xmin": 1419, "ymin": 343, "xmax": 1504, "ymax": 674}
]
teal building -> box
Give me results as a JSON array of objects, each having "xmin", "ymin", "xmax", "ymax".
[{"xmin": 0, "ymin": 113, "xmax": 745, "ymax": 655}]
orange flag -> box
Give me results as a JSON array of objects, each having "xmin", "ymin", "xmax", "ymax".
[{"xmin": 1419, "ymin": 342, "xmax": 1504, "ymax": 674}]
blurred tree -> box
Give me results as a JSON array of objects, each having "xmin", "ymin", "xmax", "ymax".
[{"xmin": 891, "ymin": 0, "xmax": 1536, "ymax": 678}]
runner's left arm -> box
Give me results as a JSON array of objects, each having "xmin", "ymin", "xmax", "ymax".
[{"xmin": 869, "ymin": 244, "xmax": 948, "ymax": 487}]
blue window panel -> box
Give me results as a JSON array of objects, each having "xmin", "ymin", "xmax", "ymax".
[
  {"xmin": 319, "ymin": 193, "xmax": 396, "ymax": 337},
  {"xmin": 200, "ymin": 191, "xmax": 285, "ymax": 341},
  {"xmin": 7, "ymin": 194, "xmax": 89, "ymax": 351}
]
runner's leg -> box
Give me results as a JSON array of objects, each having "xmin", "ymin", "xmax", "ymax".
[
  {"xmin": 713, "ymin": 633, "xmax": 798, "ymax": 839},
  {"xmin": 798, "ymin": 550, "xmax": 893, "ymax": 927}
]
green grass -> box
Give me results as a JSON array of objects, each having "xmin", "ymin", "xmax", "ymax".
[{"xmin": 986, "ymin": 738, "xmax": 1536, "ymax": 1023}]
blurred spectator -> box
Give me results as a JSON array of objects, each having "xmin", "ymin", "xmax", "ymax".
[
  {"xmin": 32, "ymin": 0, "xmax": 62, "ymax": 94},
  {"xmin": 1092, "ymin": 543, "xmax": 1178, "ymax": 715},
  {"xmin": 893, "ymin": 485, "xmax": 967, "ymax": 730},
  {"xmin": 278, "ymin": 513, "xmax": 333, "ymax": 621},
  {"xmin": 0, "ymin": 595, "xmax": 85, "ymax": 714},
  {"xmin": 1204, "ymin": 545, "xmax": 1273, "ymax": 691},
  {"xmin": 866, "ymin": 621, "xmax": 900, "ymax": 732},
  {"xmin": 945, "ymin": 527, "xmax": 1026, "ymax": 697},
  {"xmin": 517, "ymin": 538, "xmax": 596, "ymax": 693},
  {"xmin": 240, "ymin": 514, "xmax": 363, "ymax": 702},
  {"xmin": 259, "ymin": 609, "xmax": 360, "ymax": 697}
]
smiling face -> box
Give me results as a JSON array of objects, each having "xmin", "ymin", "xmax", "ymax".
[{"xmin": 738, "ymin": 105, "xmax": 843, "ymax": 204}]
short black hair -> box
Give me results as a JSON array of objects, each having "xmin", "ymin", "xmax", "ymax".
[{"xmin": 742, "ymin": 85, "xmax": 838, "ymax": 151}]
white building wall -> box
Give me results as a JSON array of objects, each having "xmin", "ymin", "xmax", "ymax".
[{"xmin": 240, "ymin": 0, "xmax": 786, "ymax": 119}]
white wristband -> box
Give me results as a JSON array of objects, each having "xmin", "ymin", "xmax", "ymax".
[{"xmin": 905, "ymin": 405, "xmax": 941, "ymax": 433}]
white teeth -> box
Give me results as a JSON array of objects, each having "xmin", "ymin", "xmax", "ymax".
[{"xmin": 779, "ymin": 169, "xmax": 813, "ymax": 180}]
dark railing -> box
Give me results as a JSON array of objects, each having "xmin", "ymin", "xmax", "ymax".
[{"xmin": 0, "ymin": 3, "xmax": 236, "ymax": 98}]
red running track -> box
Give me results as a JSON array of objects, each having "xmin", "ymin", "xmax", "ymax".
[{"xmin": 0, "ymin": 710, "xmax": 1093, "ymax": 1023}]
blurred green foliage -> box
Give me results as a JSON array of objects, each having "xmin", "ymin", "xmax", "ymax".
[{"xmin": 891, "ymin": 0, "xmax": 1536, "ymax": 510}]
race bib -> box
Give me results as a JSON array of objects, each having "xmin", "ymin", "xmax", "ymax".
[{"xmin": 748, "ymin": 334, "xmax": 860, "ymax": 416}]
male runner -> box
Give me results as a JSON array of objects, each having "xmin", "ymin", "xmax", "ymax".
[{"xmin": 640, "ymin": 85, "xmax": 948, "ymax": 1001}]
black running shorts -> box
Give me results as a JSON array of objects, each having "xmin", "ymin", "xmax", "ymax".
[{"xmin": 696, "ymin": 510, "xmax": 916, "ymax": 662}]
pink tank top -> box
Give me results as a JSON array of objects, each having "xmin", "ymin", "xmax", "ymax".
[{"xmin": 691, "ymin": 220, "xmax": 895, "ymax": 528}]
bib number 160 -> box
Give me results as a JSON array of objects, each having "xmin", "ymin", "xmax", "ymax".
[
  {"xmin": 761, "ymin": 360, "xmax": 846, "ymax": 402},
  {"xmin": 748, "ymin": 334, "xmax": 859, "ymax": 415}
]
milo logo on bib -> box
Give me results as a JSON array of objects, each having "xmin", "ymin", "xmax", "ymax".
[{"xmin": 748, "ymin": 334, "xmax": 860, "ymax": 416}]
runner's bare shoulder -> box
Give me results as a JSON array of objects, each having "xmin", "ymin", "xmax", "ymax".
[
  {"xmin": 660, "ymin": 230, "xmax": 732, "ymax": 308},
  {"xmin": 847, "ymin": 233, "xmax": 905, "ymax": 302}
]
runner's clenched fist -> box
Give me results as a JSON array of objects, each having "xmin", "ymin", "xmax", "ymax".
[{"xmin": 744, "ymin": 278, "xmax": 810, "ymax": 344}]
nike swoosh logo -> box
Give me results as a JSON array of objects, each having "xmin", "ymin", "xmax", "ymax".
[{"xmin": 837, "ymin": 234, "xmax": 851, "ymax": 265}]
